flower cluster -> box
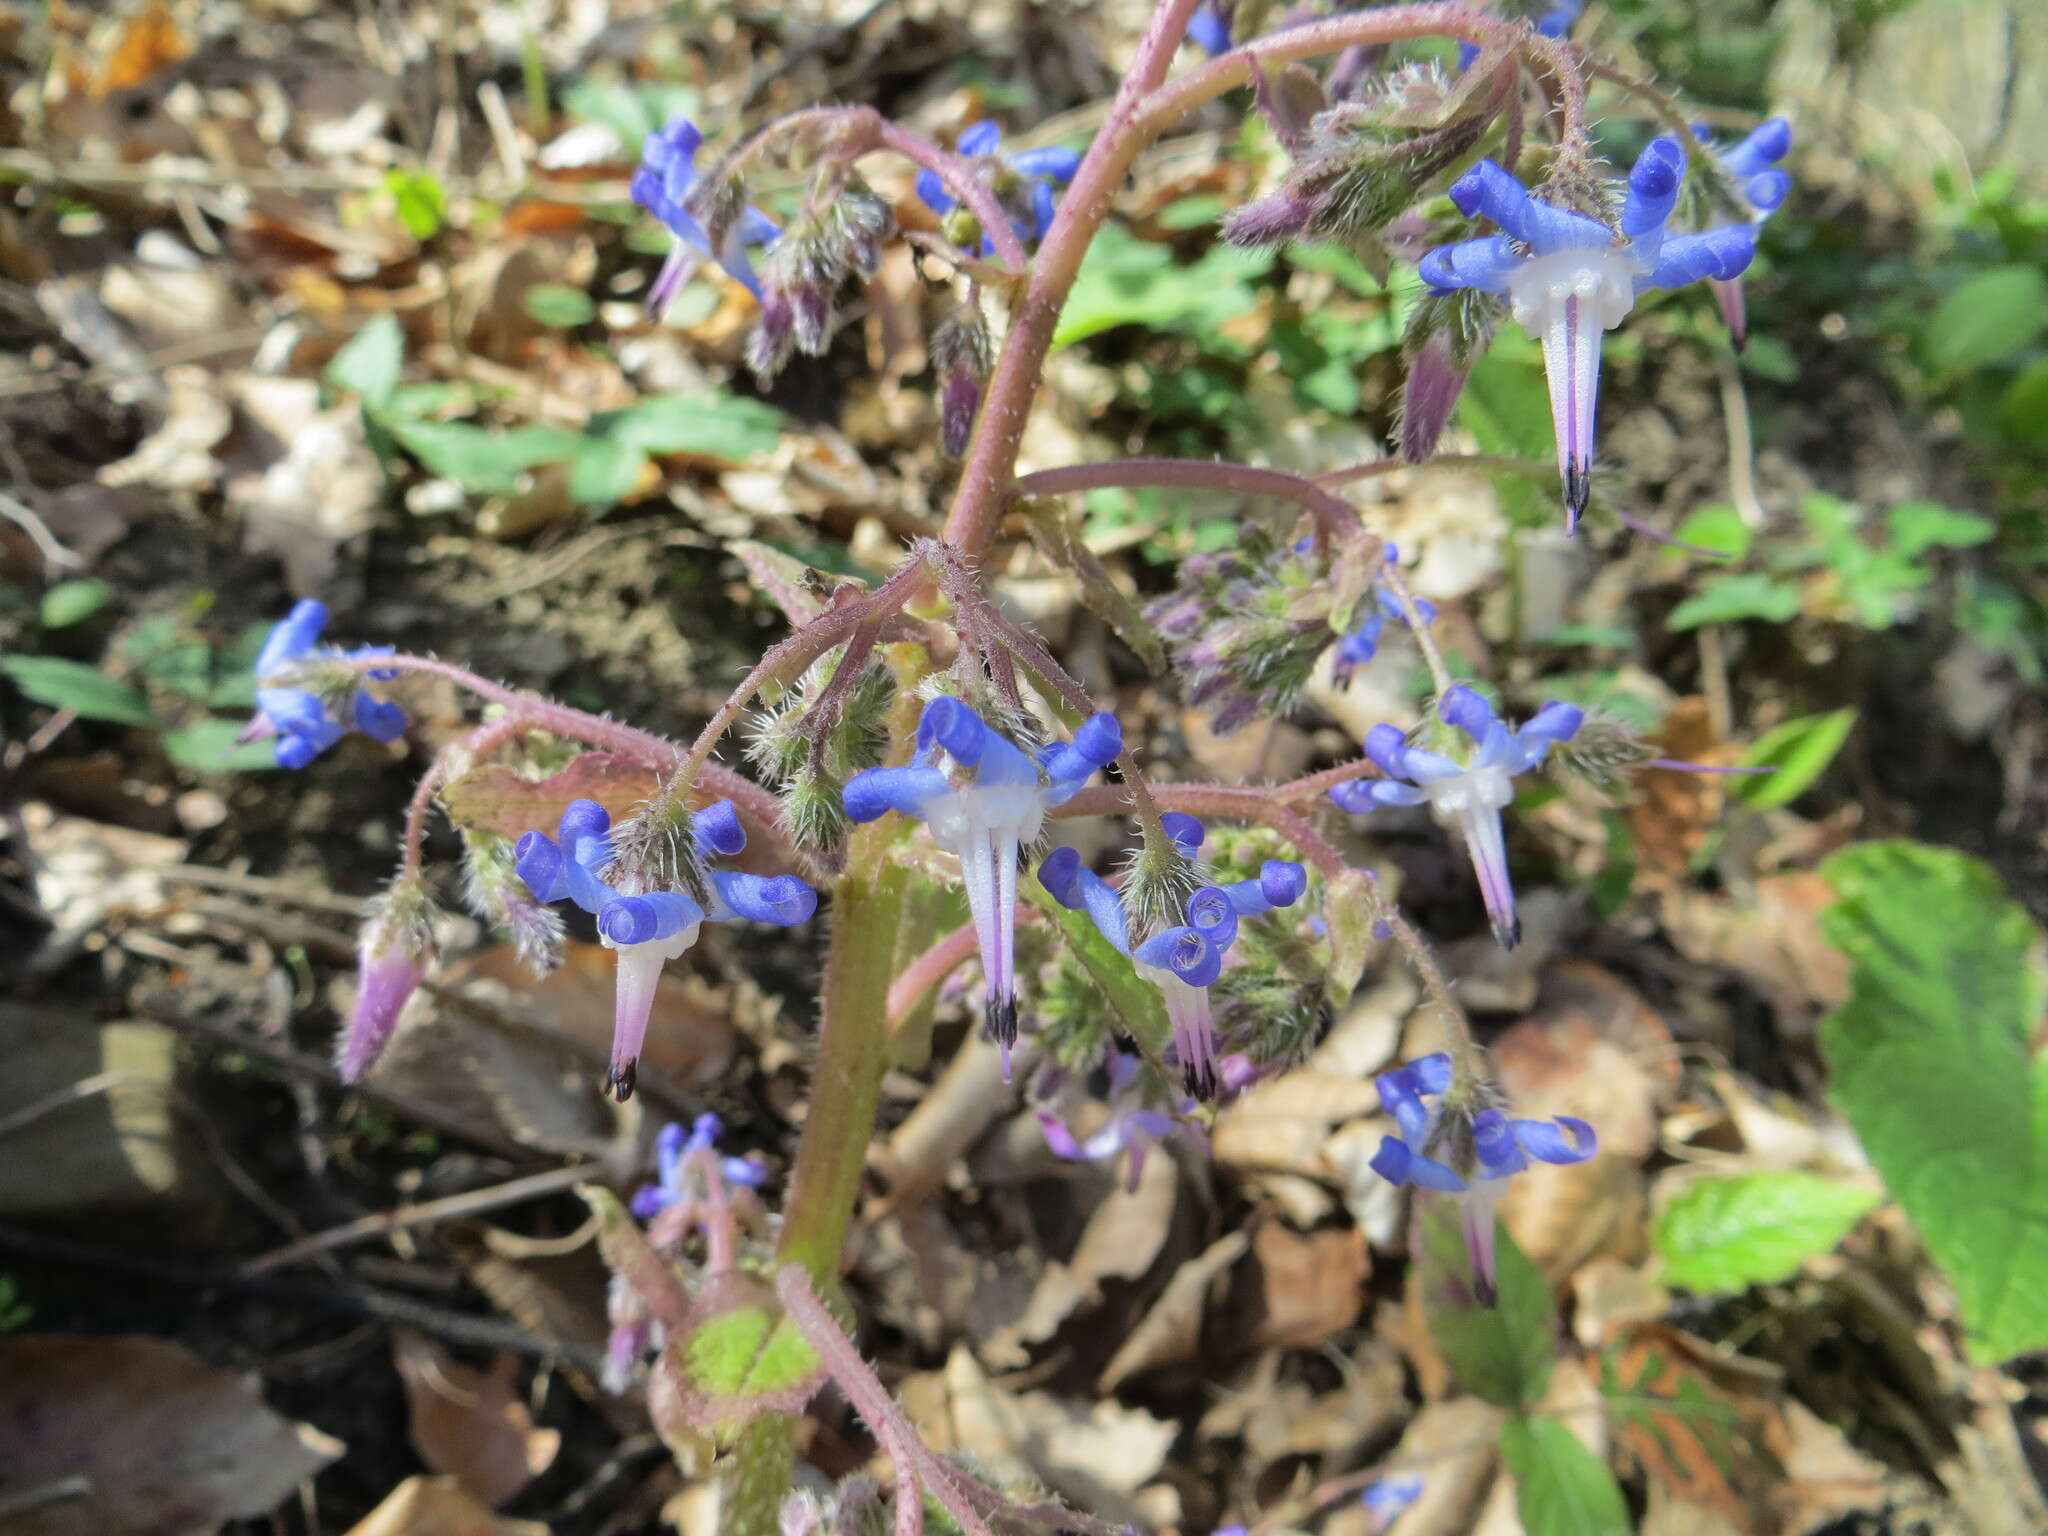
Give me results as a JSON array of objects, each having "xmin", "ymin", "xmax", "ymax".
[
  {"xmin": 1040, "ymin": 815, "xmax": 1306, "ymax": 1099},
  {"xmin": 1371, "ymin": 1052, "xmax": 1594, "ymax": 1300},
  {"xmin": 240, "ymin": 600, "xmax": 404, "ymax": 770},
  {"xmin": 631, "ymin": 114, "xmax": 780, "ymax": 318},
  {"xmin": 914, "ymin": 121, "xmax": 1080, "ymax": 253},
  {"xmin": 515, "ymin": 797, "xmax": 817, "ymax": 1100},
  {"xmin": 1332, "ymin": 686, "xmax": 1581, "ymax": 950},
  {"xmin": 1419, "ymin": 138, "xmax": 1759, "ymax": 527},
  {"xmin": 844, "ymin": 697, "xmax": 1121, "ymax": 1075}
]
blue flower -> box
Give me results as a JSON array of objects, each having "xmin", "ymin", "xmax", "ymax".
[
  {"xmin": 1694, "ymin": 117, "xmax": 1792, "ymax": 349},
  {"xmin": 915, "ymin": 121, "xmax": 1082, "ymax": 251},
  {"xmin": 1035, "ymin": 1052, "xmax": 1190, "ymax": 1192},
  {"xmin": 631, "ymin": 1113, "xmax": 767, "ymax": 1219},
  {"xmin": 241, "ymin": 599, "xmax": 404, "ymax": 770},
  {"xmin": 1362, "ymin": 1474, "xmax": 1424, "ymax": 1530},
  {"xmin": 844, "ymin": 698, "xmax": 1121, "ymax": 1075},
  {"xmin": 1330, "ymin": 685, "xmax": 1581, "ymax": 950},
  {"xmin": 1418, "ymin": 138, "xmax": 1757, "ymax": 528},
  {"xmin": 1187, "ymin": 5, "xmax": 1232, "ymax": 54},
  {"xmin": 1369, "ymin": 1052, "xmax": 1594, "ymax": 1300},
  {"xmin": 1329, "ymin": 543, "xmax": 1437, "ymax": 687},
  {"xmin": 630, "ymin": 114, "xmax": 782, "ymax": 317},
  {"xmin": 1039, "ymin": 816, "xmax": 1306, "ymax": 1099},
  {"xmin": 515, "ymin": 797, "xmax": 816, "ymax": 1099}
]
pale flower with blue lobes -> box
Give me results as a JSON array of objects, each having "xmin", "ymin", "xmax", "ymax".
[
  {"xmin": 1331, "ymin": 685, "xmax": 1581, "ymax": 950},
  {"xmin": 1419, "ymin": 137, "xmax": 1757, "ymax": 528},
  {"xmin": 631, "ymin": 114, "xmax": 782, "ymax": 318},
  {"xmin": 1694, "ymin": 116, "xmax": 1792, "ymax": 349},
  {"xmin": 514, "ymin": 797, "xmax": 816, "ymax": 1100},
  {"xmin": 1038, "ymin": 814, "xmax": 1306, "ymax": 1099},
  {"xmin": 1034, "ymin": 1052, "xmax": 1190, "ymax": 1192},
  {"xmin": 843, "ymin": 697, "xmax": 1121, "ymax": 1076},
  {"xmin": 632, "ymin": 1114, "xmax": 767, "ymax": 1220},
  {"xmin": 915, "ymin": 121, "xmax": 1081, "ymax": 252},
  {"xmin": 241, "ymin": 599, "xmax": 405, "ymax": 770},
  {"xmin": 1372, "ymin": 1052, "xmax": 1595, "ymax": 1302}
]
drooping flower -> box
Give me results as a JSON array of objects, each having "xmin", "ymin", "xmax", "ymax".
[
  {"xmin": 631, "ymin": 114, "xmax": 782, "ymax": 318},
  {"xmin": 1418, "ymin": 138, "xmax": 1758, "ymax": 529},
  {"xmin": 632, "ymin": 1114, "xmax": 767, "ymax": 1219},
  {"xmin": 915, "ymin": 121, "xmax": 1081, "ymax": 252},
  {"xmin": 1695, "ymin": 116, "xmax": 1792, "ymax": 349},
  {"xmin": 240, "ymin": 599, "xmax": 405, "ymax": 770},
  {"xmin": 1330, "ymin": 685, "xmax": 1581, "ymax": 949},
  {"xmin": 1370, "ymin": 1052, "xmax": 1595, "ymax": 1301},
  {"xmin": 1039, "ymin": 816, "xmax": 1307, "ymax": 1099},
  {"xmin": 339, "ymin": 874, "xmax": 437, "ymax": 1081},
  {"xmin": 515, "ymin": 797, "xmax": 817, "ymax": 1100},
  {"xmin": 1362, "ymin": 1474, "xmax": 1425, "ymax": 1530},
  {"xmin": 844, "ymin": 698, "xmax": 1121, "ymax": 1076},
  {"xmin": 1187, "ymin": 4, "xmax": 1232, "ymax": 54},
  {"xmin": 1034, "ymin": 1052, "xmax": 1192, "ymax": 1192}
]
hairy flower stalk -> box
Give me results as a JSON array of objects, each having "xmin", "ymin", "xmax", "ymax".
[
  {"xmin": 514, "ymin": 797, "xmax": 817, "ymax": 1099},
  {"xmin": 1419, "ymin": 138, "xmax": 1758, "ymax": 528},
  {"xmin": 843, "ymin": 698, "xmax": 1120, "ymax": 1076}
]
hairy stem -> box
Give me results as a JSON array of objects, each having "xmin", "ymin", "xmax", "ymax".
[{"xmin": 1012, "ymin": 456, "xmax": 1366, "ymax": 546}]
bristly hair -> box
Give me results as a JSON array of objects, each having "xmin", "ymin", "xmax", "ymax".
[{"xmin": 606, "ymin": 778, "xmax": 712, "ymax": 908}]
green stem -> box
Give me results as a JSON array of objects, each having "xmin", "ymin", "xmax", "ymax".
[{"xmin": 724, "ymin": 823, "xmax": 910, "ymax": 1536}]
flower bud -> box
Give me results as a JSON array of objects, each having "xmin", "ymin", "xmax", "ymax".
[
  {"xmin": 340, "ymin": 876, "xmax": 438, "ymax": 1081},
  {"xmin": 931, "ymin": 305, "xmax": 993, "ymax": 459}
]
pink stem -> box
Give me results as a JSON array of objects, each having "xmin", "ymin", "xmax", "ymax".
[
  {"xmin": 1012, "ymin": 457, "xmax": 1366, "ymax": 546},
  {"xmin": 1052, "ymin": 780, "xmax": 1350, "ymax": 878},
  {"xmin": 399, "ymin": 712, "xmax": 538, "ymax": 878},
  {"xmin": 884, "ymin": 912, "xmax": 1047, "ymax": 1030}
]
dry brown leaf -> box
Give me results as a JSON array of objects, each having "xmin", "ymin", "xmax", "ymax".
[
  {"xmin": 391, "ymin": 1333, "xmax": 561, "ymax": 1508},
  {"xmin": 1227, "ymin": 1220, "xmax": 1370, "ymax": 1353},
  {"xmin": 1629, "ymin": 699, "xmax": 1732, "ymax": 877},
  {"xmin": 0, "ymin": 1334, "xmax": 341, "ymax": 1536},
  {"xmin": 341, "ymin": 1475, "xmax": 550, "ymax": 1536},
  {"xmin": 1660, "ymin": 872, "xmax": 1851, "ymax": 1035},
  {"xmin": 1097, "ymin": 1231, "xmax": 1249, "ymax": 1392},
  {"xmin": 1606, "ymin": 1323, "xmax": 1781, "ymax": 1534},
  {"xmin": 91, "ymin": 0, "xmax": 190, "ymax": 97},
  {"xmin": 1211, "ymin": 1070, "xmax": 1385, "ymax": 1178}
]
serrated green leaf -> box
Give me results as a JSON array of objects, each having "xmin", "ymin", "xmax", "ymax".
[
  {"xmin": 1669, "ymin": 505, "xmax": 1752, "ymax": 562},
  {"xmin": 1922, "ymin": 265, "xmax": 2048, "ymax": 375},
  {"xmin": 1417, "ymin": 1196, "xmax": 1554, "ymax": 1408},
  {"xmin": 39, "ymin": 578, "xmax": 112, "ymax": 628},
  {"xmin": 1653, "ymin": 1171, "xmax": 1879, "ymax": 1293},
  {"xmin": 1665, "ymin": 572, "xmax": 1801, "ymax": 630},
  {"xmin": 161, "ymin": 718, "xmax": 281, "ymax": 772},
  {"xmin": 1053, "ymin": 223, "xmax": 1271, "ymax": 349},
  {"xmin": 522, "ymin": 282, "xmax": 597, "ymax": 328},
  {"xmin": 1456, "ymin": 351, "xmax": 1553, "ymax": 530},
  {"xmin": 1028, "ymin": 884, "xmax": 1172, "ymax": 1059},
  {"xmin": 1, "ymin": 655, "xmax": 156, "ymax": 725},
  {"xmin": 325, "ymin": 313, "xmax": 405, "ymax": 407},
  {"xmin": 1819, "ymin": 841, "xmax": 2048, "ymax": 1363},
  {"xmin": 382, "ymin": 419, "xmax": 583, "ymax": 496},
  {"xmin": 1886, "ymin": 500, "xmax": 1995, "ymax": 559},
  {"xmin": 1733, "ymin": 707, "xmax": 1856, "ymax": 810},
  {"xmin": 596, "ymin": 393, "xmax": 782, "ymax": 464},
  {"xmin": 1500, "ymin": 1417, "xmax": 1630, "ymax": 1536}
]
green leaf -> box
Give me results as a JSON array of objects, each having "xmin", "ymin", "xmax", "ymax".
[
  {"xmin": 568, "ymin": 438, "xmax": 648, "ymax": 506},
  {"xmin": 1886, "ymin": 500, "xmax": 1995, "ymax": 559},
  {"xmin": 383, "ymin": 168, "xmax": 447, "ymax": 242},
  {"xmin": 1053, "ymin": 223, "xmax": 1270, "ymax": 348},
  {"xmin": 381, "ymin": 419, "xmax": 583, "ymax": 496},
  {"xmin": 682, "ymin": 1306, "xmax": 821, "ymax": 1402},
  {"xmin": 1999, "ymin": 358, "xmax": 2048, "ymax": 446},
  {"xmin": 1500, "ymin": 1417, "xmax": 1630, "ymax": 1536},
  {"xmin": 522, "ymin": 282, "xmax": 597, "ymax": 328},
  {"xmin": 1456, "ymin": 351, "xmax": 1554, "ymax": 530},
  {"xmin": 1654, "ymin": 1171, "xmax": 1880, "ymax": 1293},
  {"xmin": 161, "ymin": 718, "xmax": 280, "ymax": 772},
  {"xmin": 1669, "ymin": 505, "xmax": 1753, "ymax": 562},
  {"xmin": 1818, "ymin": 841, "xmax": 2048, "ymax": 1363},
  {"xmin": 1, "ymin": 655, "xmax": 156, "ymax": 725},
  {"xmin": 1417, "ymin": 1196, "xmax": 1554, "ymax": 1409},
  {"xmin": 1922, "ymin": 265, "xmax": 2048, "ymax": 375},
  {"xmin": 325, "ymin": 313, "xmax": 405, "ymax": 407},
  {"xmin": 39, "ymin": 578, "xmax": 112, "ymax": 628},
  {"xmin": 1665, "ymin": 572, "xmax": 1801, "ymax": 630},
  {"xmin": 595, "ymin": 394, "xmax": 783, "ymax": 464},
  {"xmin": 1732, "ymin": 707, "xmax": 1856, "ymax": 810},
  {"xmin": 1028, "ymin": 885, "xmax": 1173, "ymax": 1059}
]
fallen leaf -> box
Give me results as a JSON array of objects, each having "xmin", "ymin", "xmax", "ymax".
[
  {"xmin": 0, "ymin": 1334, "xmax": 341, "ymax": 1536},
  {"xmin": 341, "ymin": 1476, "xmax": 550, "ymax": 1536},
  {"xmin": 1660, "ymin": 873, "xmax": 1850, "ymax": 1035},
  {"xmin": 391, "ymin": 1333, "xmax": 561, "ymax": 1508},
  {"xmin": 90, "ymin": 0, "xmax": 190, "ymax": 97},
  {"xmin": 1097, "ymin": 1230, "xmax": 1249, "ymax": 1391},
  {"xmin": 1629, "ymin": 699, "xmax": 1731, "ymax": 878},
  {"xmin": 1226, "ymin": 1220, "xmax": 1369, "ymax": 1353}
]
